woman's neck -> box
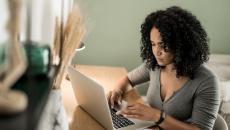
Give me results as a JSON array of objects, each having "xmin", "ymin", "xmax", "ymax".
[
  {"xmin": 162, "ymin": 64, "xmax": 189, "ymax": 80},
  {"xmin": 163, "ymin": 63, "xmax": 175, "ymax": 73}
]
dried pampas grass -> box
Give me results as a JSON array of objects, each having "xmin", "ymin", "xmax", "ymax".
[{"xmin": 52, "ymin": 4, "xmax": 85, "ymax": 89}]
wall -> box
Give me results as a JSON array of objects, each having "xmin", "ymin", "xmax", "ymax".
[
  {"xmin": 73, "ymin": 0, "xmax": 230, "ymax": 71},
  {"xmin": 0, "ymin": 0, "xmax": 9, "ymax": 44}
]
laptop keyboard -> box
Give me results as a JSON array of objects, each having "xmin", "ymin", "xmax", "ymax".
[{"xmin": 110, "ymin": 108, "xmax": 135, "ymax": 129}]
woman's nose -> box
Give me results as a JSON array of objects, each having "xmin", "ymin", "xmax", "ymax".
[{"xmin": 155, "ymin": 46, "xmax": 162, "ymax": 56}]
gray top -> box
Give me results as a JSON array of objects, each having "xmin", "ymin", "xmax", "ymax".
[{"xmin": 127, "ymin": 63, "xmax": 220, "ymax": 130}]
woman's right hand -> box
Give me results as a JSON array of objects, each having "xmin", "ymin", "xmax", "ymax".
[
  {"xmin": 107, "ymin": 75, "xmax": 131, "ymax": 108},
  {"xmin": 107, "ymin": 89, "xmax": 123, "ymax": 108}
]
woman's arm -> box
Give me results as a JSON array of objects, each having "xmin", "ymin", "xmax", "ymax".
[
  {"xmin": 159, "ymin": 114, "xmax": 200, "ymax": 130},
  {"xmin": 121, "ymin": 76, "xmax": 220, "ymax": 130},
  {"xmin": 108, "ymin": 63, "xmax": 150, "ymax": 107},
  {"xmin": 107, "ymin": 75, "xmax": 132, "ymax": 107},
  {"xmin": 120, "ymin": 103, "xmax": 201, "ymax": 130},
  {"xmin": 114, "ymin": 75, "xmax": 132, "ymax": 94}
]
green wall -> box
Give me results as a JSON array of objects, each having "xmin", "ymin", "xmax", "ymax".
[{"xmin": 73, "ymin": 0, "xmax": 230, "ymax": 71}]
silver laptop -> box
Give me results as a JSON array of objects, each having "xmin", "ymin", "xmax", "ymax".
[{"xmin": 67, "ymin": 66, "xmax": 154, "ymax": 130}]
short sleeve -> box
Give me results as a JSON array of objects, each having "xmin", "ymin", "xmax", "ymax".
[
  {"xmin": 190, "ymin": 76, "xmax": 220, "ymax": 130},
  {"xmin": 127, "ymin": 63, "xmax": 150, "ymax": 86}
]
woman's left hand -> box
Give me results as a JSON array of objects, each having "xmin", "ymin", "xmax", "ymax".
[{"xmin": 119, "ymin": 103, "xmax": 160, "ymax": 121}]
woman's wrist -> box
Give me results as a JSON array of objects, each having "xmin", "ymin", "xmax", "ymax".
[
  {"xmin": 155, "ymin": 110, "xmax": 166, "ymax": 125},
  {"xmin": 115, "ymin": 76, "xmax": 130, "ymax": 95},
  {"xmin": 114, "ymin": 88, "xmax": 124, "ymax": 96},
  {"xmin": 152, "ymin": 109, "xmax": 161, "ymax": 122}
]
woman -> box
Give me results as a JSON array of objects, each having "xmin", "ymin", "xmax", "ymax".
[{"xmin": 107, "ymin": 6, "xmax": 220, "ymax": 130}]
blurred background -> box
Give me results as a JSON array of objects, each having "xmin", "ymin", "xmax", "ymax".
[{"xmin": 73, "ymin": 0, "xmax": 230, "ymax": 71}]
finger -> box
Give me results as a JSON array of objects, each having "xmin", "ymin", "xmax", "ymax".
[
  {"xmin": 123, "ymin": 114, "xmax": 140, "ymax": 119},
  {"xmin": 110, "ymin": 95, "xmax": 115, "ymax": 108},
  {"xmin": 120, "ymin": 109, "xmax": 139, "ymax": 115},
  {"xmin": 118, "ymin": 96, "xmax": 122, "ymax": 105},
  {"xmin": 110, "ymin": 92, "xmax": 118, "ymax": 108},
  {"xmin": 107, "ymin": 91, "xmax": 112, "ymax": 105},
  {"xmin": 116, "ymin": 110, "xmax": 122, "ymax": 115},
  {"xmin": 119, "ymin": 109, "xmax": 128, "ymax": 115},
  {"xmin": 127, "ymin": 103, "xmax": 144, "ymax": 110},
  {"xmin": 106, "ymin": 91, "xmax": 111, "ymax": 101},
  {"xmin": 126, "ymin": 103, "xmax": 137, "ymax": 110}
]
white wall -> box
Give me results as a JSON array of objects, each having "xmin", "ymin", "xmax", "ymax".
[{"xmin": 0, "ymin": 0, "xmax": 9, "ymax": 44}]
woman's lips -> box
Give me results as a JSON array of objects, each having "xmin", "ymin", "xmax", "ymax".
[{"xmin": 156, "ymin": 58, "xmax": 163, "ymax": 61}]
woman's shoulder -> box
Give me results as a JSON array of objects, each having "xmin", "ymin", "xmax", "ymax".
[
  {"xmin": 192, "ymin": 65, "xmax": 219, "ymax": 91},
  {"xmin": 194, "ymin": 65, "xmax": 217, "ymax": 81},
  {"xmin": 149, "ymin": 66, "xmax": 160, "ymax": 75}
]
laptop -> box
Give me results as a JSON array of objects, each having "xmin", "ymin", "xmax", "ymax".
[{"xmin": 67, "ymin": 66, "xmax": 154, "ymax": 130}]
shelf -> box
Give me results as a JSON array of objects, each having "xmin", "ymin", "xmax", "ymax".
[{"xmin": 0, "ymin": 64, "xmax": 56, "ymax": 130}]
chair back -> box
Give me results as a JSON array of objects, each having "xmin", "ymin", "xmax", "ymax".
[{"xmin": 213, "ymin": 114, "xmax": 228, "ymax": 130}]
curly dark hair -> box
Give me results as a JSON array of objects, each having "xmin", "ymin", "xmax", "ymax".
[{"xmin": 140, "ymin": 6, "xmax": 209, "ymax": 79}]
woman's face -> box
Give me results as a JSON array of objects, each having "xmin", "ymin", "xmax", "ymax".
[{"xmin": 150, "ymin": 27, "xmax": 173, "ymax": 66}]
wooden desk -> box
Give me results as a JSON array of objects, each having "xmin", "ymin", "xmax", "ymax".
[{"xmin": 61, "ymin": 65, "xmax": 143, "ymax": 130}]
